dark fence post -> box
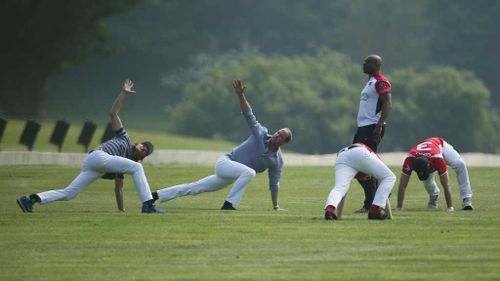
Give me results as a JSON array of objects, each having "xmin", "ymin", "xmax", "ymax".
[
  {"xmin": 78, "ymin": 121, "xmax": 96, "ymax": 153},
  {"xmin": 50, "ymin": 120, "xmax": 70, "ymax": 152},
  {"xmin": 19, "ymin": 120, "xmax": 41, "ymax": 151},
  {"xmin": 0, "ymin": 117, "xmax": 6, "ymax": 151},
  {"xmin": 101, "ymin": 122, "xmax": 115, "ymax": 143}
]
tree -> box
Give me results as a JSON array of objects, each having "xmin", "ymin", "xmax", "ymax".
[
  {"xmin": 330, "ymin": 0, "xmax": 432, "ymax": 70},
  {"xmin": 169, "ymin": 49, "xmax": 364, "ymax": 154},
  {"xmin": 169, "ymin": 50, "xmax": 500, "ymax": 153},
  {"xmin": 387, "ymin": 67, "xmax": 500, "ymax": 152},
  {"xmin": 427, "ymin": 0, "xmax": 500, "ymax": 106},
  {"xmin": 0, "ymin": 0, "xmax": 144, "ymax": 118}
]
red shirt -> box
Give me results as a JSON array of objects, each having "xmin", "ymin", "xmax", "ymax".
[
  {"xmin": 402, "ymin": 137, "xmax": 447, "ymax": 176},
  {"xmin": 373, "ymin": 72, "xmax": 391, "ymax": 95}
]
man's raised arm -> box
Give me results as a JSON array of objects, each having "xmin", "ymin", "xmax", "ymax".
[
  {"xmin": 233, "ymin": 79, "xmax": 251, "ymax": 113},
  {"xmin": 110, "ymin": 79, "xmax": 136, "ymax": 131}
]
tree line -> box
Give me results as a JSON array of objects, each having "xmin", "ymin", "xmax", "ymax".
[
  {"xmin": 1, "ymin": 0, "xmax": 499, "ymax": 153},
  {"xmin": 167, "ymin": 49, "xmax": 500, "ymax": 154}
]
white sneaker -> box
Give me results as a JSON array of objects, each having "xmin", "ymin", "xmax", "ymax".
[
  {"xmin": 462, "ymin": 198, "xmax": 473, "ymax": 210},
  {"xmin": 428, "ymin": 194, "xmax": 439, "ymax": 209}
]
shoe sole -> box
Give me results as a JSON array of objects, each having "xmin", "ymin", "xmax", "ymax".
[
  {"xmin": 16, "ymin": 199, "xmax": 27, "ymax": 213},
  {"xmin": 368, "ymin": 214, "xmax": 387, "ymax": 220},
  {"xmin": 324, "ymin": 213, "xmax": 337, "ymax": 220},
  {"xmin": 462, "ymin": 206, "xmax": 473, "ymax": 211},
  {"xmin": 142, "ymin": 210, "xmax": 166, "ymax": 214}
]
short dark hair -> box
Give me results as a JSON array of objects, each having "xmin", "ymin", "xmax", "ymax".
[
  {"xmin": 413, "ymin": 156, "xmax": 430, "ymax": 181},
  {"xmin": 142, "ymin": 141, "xmax": 154, "ymax": 157}
]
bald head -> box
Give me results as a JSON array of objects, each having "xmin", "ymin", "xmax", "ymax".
[{"xmin": 363, "ymin": 54, "xmax": 382, "ymax": 75}]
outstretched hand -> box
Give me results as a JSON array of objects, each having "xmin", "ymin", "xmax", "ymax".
[
  {"xmin": 122, "ymin": 79, "xmax": 136, "ymax": 95},
  {"xmin": 233, "ymin": 79, "xmax": 246, "ymax": 95}
]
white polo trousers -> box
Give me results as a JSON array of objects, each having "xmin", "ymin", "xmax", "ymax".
[
  {"xmin": 157, "ymin": 155, "xmax": 256, "ymax": 206},
  {"xmin": 422, "ymin": 171, "xmax": 440, "ymax": 197},
  {"xmin": 325, "ymin": 146, "xmax": 396, "ymax": 209},
  {"xmin": 37, "ymin": 150, "xmax": 153, "ymax": 204},
  {"xmin": 442, "ymin": 141, "xmax": 473, "ymax": 199}
]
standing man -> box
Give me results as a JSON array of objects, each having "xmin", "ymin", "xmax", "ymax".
[
  {"xmin": 352, "ymin": 54, "xmax": 392, "ymax": 213},
  {"xmin": 324, "ymin": 143, "xmax": 396, "ymax": 220},
  {"xmin": 397, "ymin": 137, "xmax": 473, "ymax": 211},
  {"xmin": 16, "ymin": 79, "xmax": 165, "ymax": 214},
  {"xmin": 151, "ymin": 80, "xmax": 292, "ymax": 211}
]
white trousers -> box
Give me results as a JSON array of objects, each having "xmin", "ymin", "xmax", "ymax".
[
  {"xmin": 157, "ymin": 155, "xmax": 256, "ymax": 206},
  {"xmin": 325, "ymin": 145, "xmax": 396, "ymax": 209},
  {"xmin": 421, "ymin": 171, "xmax": 440, "ymax": 197},
  {"xmin": 37, "ymin": 150, "xmax": 153, "ymax": 204},
  {"xmin": 420, "ymin": 141, "xmax": 472, "ymax": 199},
  {"xmin": 442, "ymin": 141, "xmax": 473, "ymax": 199}
]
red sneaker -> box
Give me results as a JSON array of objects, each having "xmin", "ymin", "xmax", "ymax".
[
  {"xmin": 324, "ymin": 205, "xmax": 337, "ymax": 220},
  {"xmin": 368, "ymin": 205, "xmax": 387, "ymax": 220}
]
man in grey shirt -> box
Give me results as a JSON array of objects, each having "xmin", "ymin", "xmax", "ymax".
[
  {"xmin": 16, "ymin": 80, "xmax": 164, "ymax": 214},
  {"xmin": 152, "ymin": 80, "xmax": 292, "ymax": 210}
]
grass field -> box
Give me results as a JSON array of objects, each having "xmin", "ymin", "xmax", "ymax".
[
  {"xmin": 0, "ymin": 119, "xmax": 235, "ymax": 152},
  {"xmin": 1, "ymin": 164, "xmax": 499, "ymax": 280}
]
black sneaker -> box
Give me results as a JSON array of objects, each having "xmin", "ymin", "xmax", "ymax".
[
  {"xmin": 16, "ymin": 196, "xmax": 33, "ymax": 213},
  {"xmin": 141, "ymin": 203, "xmax": 166, "ymax": 214},
  {"xmin": 462, "ymin": 198, "xmax": 474, "ymax": 210},
  {"xmin": 221, "ymin": 200, "xmax": 236, "ymax": 210},
  {"xmin": 324, "ymin": 205, "xmax": 337, "ymax": 220},
  {"xmin": 353, "ymin": 207, "xmax": 369, "ymax": 214}
]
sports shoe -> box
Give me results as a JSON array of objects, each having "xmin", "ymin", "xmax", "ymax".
[
  {"xmin": 353, "ymin": 207, "xmax": 369, "ymax": 214},
  {"xmin": 462, "ymin": 198, "xmax": 474, "ymax": 210},
  {"xmin": 428, "ymin": 194, "xmax": 439, "ymax": 209},
  {"xmin": 16, "ymin": 196, "xmax": 33, "ymax": 213},
  {"xmin": 368, "ymin": 205, "xmax": 387, "ymax": 220},
  {"xmin": 221, "ymin": 200, "xmax": 236, "ymax": 210},
  {"xmin": 324, "ymin": 205, "xmax": 337, "ymax": 220},
  {"xmin": 141, "ymin": 203, "xmax": 166, "ymax": 214}
]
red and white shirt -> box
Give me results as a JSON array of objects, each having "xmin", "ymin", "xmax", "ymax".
[
  {"xmin": 356, "ymin": 72, "xmax": 391, "ymax": 127},
  {"xmin": 402, "ymin": 137, "xmax": 448, "ymax": 177}
]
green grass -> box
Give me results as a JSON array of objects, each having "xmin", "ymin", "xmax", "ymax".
[
  {"xmin": 1, "ymin": 165, "xmax": 499, "ymax": 281},
  {"xmin": 0, "ymin": 119, "xmax": 235, "ymax": 152}
]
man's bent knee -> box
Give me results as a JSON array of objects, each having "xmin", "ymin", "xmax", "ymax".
[
  {"xmin": 244, "ymin": 169, "xmax": 256, "ymax": 178},
  {"xmin": 130, "ymin": 162, "xmax": 144, "ymax": 173}
]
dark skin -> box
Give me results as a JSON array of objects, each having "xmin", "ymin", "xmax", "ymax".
[
  {"xmin": 362, "ymin": 55, "xmax": 392, "ymax": 143},
  {"xmin": 110, "ymin": 79, "xmax": 149, "ymax": 162},
  {"xmin": 363, "ymin": 55, "xmax": 382, "ymax": 75}
]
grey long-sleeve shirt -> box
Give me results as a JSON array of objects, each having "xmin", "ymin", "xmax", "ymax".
[{"xmin": 226, "ymin": 111, "xmax": 283, "ymax": 191}]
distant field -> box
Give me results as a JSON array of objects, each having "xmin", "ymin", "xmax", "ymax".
[
  {"xmin": 0, "ymin": 119, "xmax": 235, "ymax": 152},
  {"xmin": 1, "ymin": 164, "xmax": 499, "ymax": 281}
]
